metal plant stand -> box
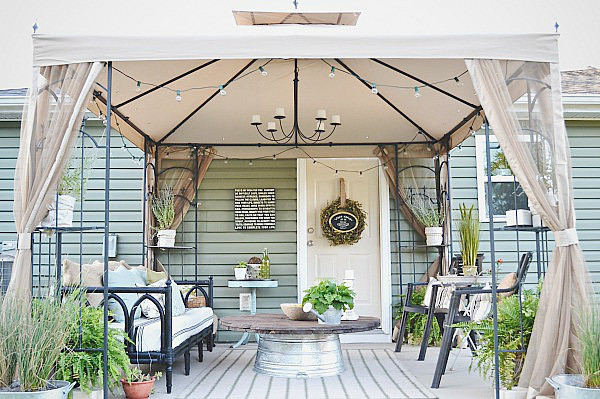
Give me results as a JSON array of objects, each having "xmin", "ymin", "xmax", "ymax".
[{"xmin": 220, "ymin": 314, "xmax": 379, "ymax": 378}]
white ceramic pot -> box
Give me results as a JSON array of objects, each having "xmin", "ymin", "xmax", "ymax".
[
  {"xmin": 505, "ymin": 210, "xmax": 532, "ymax": 227},
  {"xmin": 500, "ymin": 387, "xmax": 527, "ymax": 399},
  {"xmin": 41, "ymin": 195, "xmax": 76, "ymax": 228},
  {"xmin": 317, "ymin": 307, "xmax": 344, "ymax": 325},
  {"xmin": 72, "ymin": 387, "xmax": 104, "ymax": 399},
  {"xmin": 425, "ymin": 227, "xmax": 443, "ymax": 246},
  {"xmin": 157, "ymin": 229, "xmax": 176, "ymax": 247},
  {"xmin": 234, "ymin": 267, "xmax": 247, "ymax": 280}
]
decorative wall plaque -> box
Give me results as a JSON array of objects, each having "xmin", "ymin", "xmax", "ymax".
[
  {"xmin": 328, "ymin": 211, "xmax": 358, "ymax": 233},
  {"xmin": 234, "ymin": 188, "xmax": 276, "ymax": 230}
]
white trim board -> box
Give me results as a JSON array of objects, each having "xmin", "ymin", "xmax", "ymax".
[{"xmin": 296, "ymin": 158, "xmax": 392, "ymax": 342}]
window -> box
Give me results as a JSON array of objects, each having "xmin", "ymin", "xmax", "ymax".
[{"xmin": 475, "ymin": 135, "xmax": 529, "ymax": 222}]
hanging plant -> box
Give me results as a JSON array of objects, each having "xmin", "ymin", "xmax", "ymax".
[{"xmin": 320, "ymin": 197, "xmax": 367, "ymax": 246}]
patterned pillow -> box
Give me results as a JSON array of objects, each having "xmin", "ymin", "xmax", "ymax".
[{"xmin": 136, "ymin": 279, "xmax": 186, "ymax": 319}]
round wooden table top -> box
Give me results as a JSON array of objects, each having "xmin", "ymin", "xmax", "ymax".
[{"xmin": 220, "ymin": 314, "xmax": 380, "ymax": 335}]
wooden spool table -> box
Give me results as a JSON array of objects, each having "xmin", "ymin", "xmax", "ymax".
[{"xmin": 220, "ymin": 314, "xmax": 380, "ymax": 378}]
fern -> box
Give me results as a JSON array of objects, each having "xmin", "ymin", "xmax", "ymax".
[{"xmin": 394, "ymin": 287, "xmax": 442, "ymax": 346}]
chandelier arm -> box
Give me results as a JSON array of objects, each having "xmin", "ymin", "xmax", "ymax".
[
  {"xmin": 317, "ymin": 125, "xmax": 337, "ymax": 142},
  {"xmin": 255, "ymin": 125, "xmax": 279, "ymax": 142}
]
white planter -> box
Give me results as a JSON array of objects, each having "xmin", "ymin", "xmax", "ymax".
[
  {"xmin": 317, "ymin": 307, "xmax": 344, "ymax": 325},
  {"xmin": 425, "ymin": 227, "xmax": 443, "ymax": 246},
  {"xmin": 41, "ymin": 195, "xmax": 76, "ymax": 228},
  {"xmin": 157, "ymin": 229, "xmax": 176, "ymax": 247},
  {"xmin": 234, "ymin": 268, "xmax": 247, "ymax": 280},
  {"xmin": 505, "ymin": 209, "xmax": 532, "ymax": 227},
  {"xmin": 72, "ymin": 387, "xmax": 104, "ymax": 399},
  {"xmin": 532, "ymin": 214, "xmax": 545, "ymax": 228},
  {"xmin": 500, "ymin": 387, "xmax": 527, "ymax": 399}
]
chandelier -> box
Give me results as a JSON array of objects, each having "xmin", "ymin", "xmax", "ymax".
[{"xmin": 250, "ymin": 59, "xmax": 341, "ymax": 144}]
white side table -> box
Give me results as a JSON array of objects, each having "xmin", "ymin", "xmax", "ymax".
[{"xmin": 227, "ymin": 279, "xmax": 278, "ymax": 348}]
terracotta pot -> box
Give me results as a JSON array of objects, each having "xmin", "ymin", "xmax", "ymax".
[{"xmin": 121, "ymin": 378, "xmax": 155, "ymax": 399}]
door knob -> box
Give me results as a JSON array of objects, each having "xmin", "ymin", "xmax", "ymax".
[
  {"xmin": 307, "ymin": 227, "xmax": 315, "ymax": 234},
  {"xmin": 307, "ymin": 240, "xmax": 314, "ymax": 247}
]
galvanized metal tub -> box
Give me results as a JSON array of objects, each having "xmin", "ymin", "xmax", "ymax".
[
  {"xmin": 254, "ymin": 333, "xmax": 345, "ymax": 378},
  {"xmin": 547, "ymin": 374, "xmax": 600, "ymax": 399},
  {"xmin": 0, "ymin": 381, "xmax": 75, "ymax": 399}
]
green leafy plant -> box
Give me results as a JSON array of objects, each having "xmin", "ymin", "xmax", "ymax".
[
  {"xmin": 235, "ymin": 261, "xmax": 247, "ymax": 269},
  {"xmin": 302, "ymin": 280, "xmax": 355, "ymax": 315},
  {"xmin": 0, "ymin": 291, "xmax": 80, "ymax": 392},
  {"xmin": 58, "ymin": 157, "xmax": 95, "ymax": 198},
  {"xmin": 394, "ymin": 287, "xmax": 442, "ymax": 346},
  {"xmin": 489, "ymin": 151, "xmax": 512, "ymax": 175},
  {"xmin": 151, "ymin": 187, "xmax": 175, "ymax": 231},
  {"xmin": 454, "ymin": 286, "xmax": 540, "ymax": 390},
  {"xmin": 458, "ymin": 203, "xmax": 480, "ymax": 273},
  {"xmin": 127, "ymin": 368, "xmax": 162, "ymax": 383},
  {"xmin": 578, "ymin": 298, "xmax": 600, "ymax": 388},
  {"xmin": 55, "ymin": 304, "xmax": 132, "ymax": 393}
]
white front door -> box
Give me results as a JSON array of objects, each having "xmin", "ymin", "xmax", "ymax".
[{"xmin": 305, "ymin": 159, "xmax": 381, "ymax": 319}]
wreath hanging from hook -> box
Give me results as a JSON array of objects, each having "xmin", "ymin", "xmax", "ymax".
[{"xmin": 320, "ymin": 178, "xmax": 367, "ymax": 246}]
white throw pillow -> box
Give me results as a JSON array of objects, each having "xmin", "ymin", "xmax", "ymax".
[{"xmin": 422, "ymin": 277, "xmax": 438, "ymax": 306}]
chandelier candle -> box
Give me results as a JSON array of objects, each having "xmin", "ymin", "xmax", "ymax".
[
  {"xmin": 317, "ymin": 109, "xmax": 327, "ymax": 120},
  {"xmin": 331, "ymin": 115, "xmax": 341, "ymax": 125},
  {"xmin": 275, "ymin": 108, "xmax": 285, "ymax": 118},
  {"xmin": 252, "ymin": 115, "xmax": 261, "ymax": 125}
]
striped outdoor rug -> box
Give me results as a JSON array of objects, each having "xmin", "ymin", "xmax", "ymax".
[{"xmin": 178, "ymin": 348, "xmax": 437, "ymax": 399}]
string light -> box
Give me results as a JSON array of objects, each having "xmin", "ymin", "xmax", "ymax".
[
  {"xmin": 371, "ymin": 83, "xmax": 378, "ymax": 95},
  {"xmin": 414, "ymin": 87, "xmax": 421, "ymax": 98},
  {"xmin": 454, "ymin": 76, "xmax": 464, "ymax": 87},
  {"xmin": 248, "ymin": 160, "xmax": 253, "ymax": 166},
  {"xmin": 219, "ymin": 85, "xmax": 227, "ymax": 96},
  {"xmin": 175, "ymin": 90, "xmax": 182, "ymax": 102},
  {"xmin": 329, "ymin": 66, "xmax": 336, "ymax": 78},
  {"xmin": 427, "ymin": 144, "xmax": 433, "ymax": 152},
  {"xmin": 272, "ymin": 154, "xmax": 277, "ymax": 160},
  {"xmin": 259, "ymin": 66, "xmax": 268, "ymax": 77},
  {"xmin": 135, "ymin": 81, "xmax": 141, "ymax": 92},
  {"xmin": 224, "ymin": 158, "xmax": 229, "ymax": 164}
]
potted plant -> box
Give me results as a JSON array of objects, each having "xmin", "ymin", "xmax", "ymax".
[
  {"xmin": 41, "ymin": 158, "xmax": 93, "ymax": 228},
  {"xmin": 0, "ymin": 292, "xmax": 80, "ymax": 397},
  {"xmin": 301, "ymin": 280, "xmax": 355, "ymax": 325},
  {"xmin": 490, "ymin": 151, "xmax": 513, "ymax": 176},
  {"xmin": 151, "ymin": 187, "xmax": 176, "ymax": 247},
  {"xmin": 412, "ymin": 204, "xmax": 444, "ymax": 246},
  {"xmin": 246, "ymin": 256, "xmax": 262, "ymax": 279},
  {"xmin": 455, "ymin": 286, "xmax": 540, "ymax": 399},
  {"xmin": 458, "ymin": 203, "xmax": 480, "ymax": 276},
  {"xmin": 121, "ymin": 368, "xmax": 162, "ymax": 399},
  {"xmin": 547, "ymin": 299, "xmax": 600, "ymax": 398},
  {"xmin": 234, "ymin": 262, "xmax": 247, "ymax": 280},
  {"xmin": 55, "ymin": 304, "xmax": 132, "ymax": 398}
]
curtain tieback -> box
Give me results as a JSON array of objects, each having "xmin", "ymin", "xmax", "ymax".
[
  {"xmin": 17, "ymin": 233, "xmax": 32, "ymax": 250},
  {"xmin": 554, "ymin": 228, "xmax": 579, "ymax": 247}
]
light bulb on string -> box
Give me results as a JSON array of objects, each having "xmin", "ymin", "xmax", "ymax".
[
  {"xmin": 427, "ymin": 144, "xmax": 432, "ymax": 152},
  {"xmin": 414, "ymin": 87, "xmax": 421, "ymax": 98},
  {"xmin": 224, "ymin": 158, "xmax": 229, "ymax": 164},
  {"xmin": 329, "ymin": 66, "xmax": 336, "ymax": 78},
  {"xmin": 383, "ymin": 164, "xmax": 389, "ymax": 170},
  {"xmin": 371, "ymin": 83, "xmax": 378, "ymax": 95},
  {"xmin": 272, "ymin": 154, "xmax": 277, "ymax": 160},
  {"xmin": 175, "ymin": 90, "xmax": 182, "ymax": 102},
  {"xmin": 259, "ymin": 66, "xmax": 268, "ymax": 77},
  {"xmin": 335, "ymin": 170, "xmax": 339, "ymax": 174},
  {"xmin": 219, "ymin": 85, "xmax": 227, "ymax": 96},
  {"xmin": 359, "ymin": 171, "xmax": 363, "ymax": 177},
  {"xmin": 454, "ymin": 77, "xmax": 464, "ymax": 87},
  {"xmin": 135, "ymin": 81, "xmax": 141, "ymax": 92},
  {"xmin": 249, "ymin": 160, "xmax": 253, "ymax": 166}
]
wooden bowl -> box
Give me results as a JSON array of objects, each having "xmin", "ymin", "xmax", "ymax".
[{"xmin": 280, "ymin": 303, "xmax": 317, "ymax": 321}]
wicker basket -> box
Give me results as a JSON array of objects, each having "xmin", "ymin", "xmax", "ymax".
[{"xmin": 187, "ymin": 296, "xmax": 206, "ymax": 308}]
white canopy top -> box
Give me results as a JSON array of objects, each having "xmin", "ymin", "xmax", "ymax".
[{"xmin": 33, "ymin": 30, "xmax": 559, "ymax": 66}]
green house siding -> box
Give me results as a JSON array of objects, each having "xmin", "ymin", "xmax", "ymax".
[{"xmin": 1, "ymin": 118, "xmax": 600, "ymax": 339}]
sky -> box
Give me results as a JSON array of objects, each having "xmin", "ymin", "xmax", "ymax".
[{"xmin": 1, "ymin": 0, "xmax": 599, "ymax": 89}]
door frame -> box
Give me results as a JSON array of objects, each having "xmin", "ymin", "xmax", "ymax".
[{"xmin": 296, "ymin": 158, "xmax": 392, "ymax": 340}]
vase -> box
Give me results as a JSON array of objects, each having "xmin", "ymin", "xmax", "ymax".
[
  {"xmin": 463, "ymin": 264, "xmax": 478, "ymax": 277},
  {"xmin": 72, "ymin": 387, "xmax": 104, "ymax": 399},
  {"xmin": 40, "ymin": 195, "xmax": 76, "ymax": 228},
  {"xmin": 425, "ymin": 227, "xmax": 443, "ymax": 246},
  {"xmin": 234, "ymin": 268, "xmax": 247, "ymax": 280},
  {"xmin": 500, "ymin": 387, "xmax": 527, "ymax": 399},
  {"xmin": 121, "ymin": 378, "xmax": 155, "ymax": 399},
  {"xmin": 157, "ymin": 229, "xmax": 176, "ymax": 247}
]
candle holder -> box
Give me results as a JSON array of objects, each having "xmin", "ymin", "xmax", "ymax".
[{"xmin": 250, "ymin": 59, "xmax": 341, "ymax": 144}]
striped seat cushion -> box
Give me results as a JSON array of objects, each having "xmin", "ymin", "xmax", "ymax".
[{"xmin": 112, "ymin": 307, "xmax": 213, "ymax": 352}]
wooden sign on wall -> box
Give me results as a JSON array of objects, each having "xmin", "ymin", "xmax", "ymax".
[{"xmin": 234, "ymin": 188, "xmax": 276, "ymax": 230}]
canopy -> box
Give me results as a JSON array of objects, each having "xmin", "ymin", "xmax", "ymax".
[{"xmin": 7, "ymin": 7, "xmax": 591, "ymax": 398}]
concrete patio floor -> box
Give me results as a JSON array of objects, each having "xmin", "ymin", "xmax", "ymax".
[{"xmin": 110, "ymin": 343, "xmax": 494, "ymax": 399}]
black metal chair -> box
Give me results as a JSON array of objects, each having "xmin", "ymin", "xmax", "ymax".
[
  {"xmin": 394, "ymin": 253, "xmax": 485, "ymax": 361},
  {"xmin": 431, "ymin": 251, "xmax": 533, "ymax": 389}
]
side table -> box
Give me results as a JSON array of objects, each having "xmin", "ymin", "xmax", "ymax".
[{"xmin": 227, "ymin": 279, "xmax": 278, "ymax": 348}]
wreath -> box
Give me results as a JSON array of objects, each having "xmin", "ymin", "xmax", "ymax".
[{"xmin": 320, "ymin": 197, "xmax": 367, "ymax": 246}]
